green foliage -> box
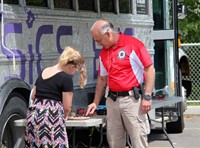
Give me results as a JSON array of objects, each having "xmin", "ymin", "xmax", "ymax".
[{"xmin": 178, "ymin": 0, "xmax": 200, "ymax": 43}]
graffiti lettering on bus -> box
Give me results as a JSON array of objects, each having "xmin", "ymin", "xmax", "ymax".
[{"xmin": 1, "ymin": 21, "xmax": 134, "ymax": 83}]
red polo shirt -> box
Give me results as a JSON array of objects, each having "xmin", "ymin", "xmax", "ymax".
[{"xmin": 98, "ymin": 33, "xmax": 153, "ymax": 92}]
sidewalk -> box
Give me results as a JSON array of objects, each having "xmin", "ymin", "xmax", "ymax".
[{"xmin": 184, "ymin": 106, "xmax": 200, "ymax": 115}]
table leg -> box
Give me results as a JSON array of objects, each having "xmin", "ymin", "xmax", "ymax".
[
  {"xmin": 72, "ymin": 127, "xmax": 75, "ymax": 148},
  {"xmin": 97, "ymin": 124, "xmax": 103, "ymax": 148},
  {"xmin": 88, "ymin": 127, "xmax": 93, "ymax": 148},
  {"xmin": 161, "ymin": 107, "xmax": 175, "ymax": 148}
]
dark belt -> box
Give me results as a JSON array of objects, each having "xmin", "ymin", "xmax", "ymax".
[
  {"xmin": 108, "ymin": 87, "xmax": 142, "ymax": 102},
  {"xmin": 109, "ymin": 90, "xmax": 130, "ymax": 97},
  {"xmin": 108, "ymin": 90, "xmax": 131, "ymax": 102}
]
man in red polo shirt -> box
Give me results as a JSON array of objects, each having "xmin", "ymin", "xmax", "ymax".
[{"xmin": 86, "ymin": 20, "xmax": 155, "ymax": 148}]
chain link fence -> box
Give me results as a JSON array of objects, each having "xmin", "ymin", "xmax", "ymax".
[{"xmin": 181, "ymin": 43, "xmax": 200, "ymax": 105}]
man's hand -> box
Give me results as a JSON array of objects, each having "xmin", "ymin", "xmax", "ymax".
[
  {"xmin": 141, "ymin": 99, "xmax": 152, "ymax": 114},
  {"xmin": 86, "ymin": 103, "xmax": 98, "ymax": 116}
]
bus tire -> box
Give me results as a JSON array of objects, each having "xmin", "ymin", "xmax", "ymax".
[
  {"xmin": 166, "ymin": 101, "xmax": 184, "ymax": 133},
  {"xmin": 0, "ymin": 92, "xmax": 27, "ymax": 148},
  {"xmin": 166, "ymin": 69, "xmax": 185, "ymax": 133}
]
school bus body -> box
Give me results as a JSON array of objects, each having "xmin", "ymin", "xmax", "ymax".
[{"xmin": 0, "ymin": 1, "xmax": 191, "ymax": 147}]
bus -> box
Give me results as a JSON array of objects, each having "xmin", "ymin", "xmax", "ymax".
[{"xmin": 0, "ymin": 0, "xmax": 191, "ymax": 147}]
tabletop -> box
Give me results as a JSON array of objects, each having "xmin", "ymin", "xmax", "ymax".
[
  {"xmin": 152, "ymin": 96, "xmax": 183, "ymax": 109},
  {"xmin": 14, "ymin": 115, "xmax": 106, "ymax": 127},
  {"xmin": 65, "ymin": 115, "xmax": 106, "ymax": 127}
]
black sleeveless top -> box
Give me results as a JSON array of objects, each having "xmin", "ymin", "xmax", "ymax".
[{"xmin": 35, "ymin": 71, "xmax": 73, "ymax": 102}]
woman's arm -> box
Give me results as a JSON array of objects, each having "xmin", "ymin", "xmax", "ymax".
[
  {"xmin": 31, "ymin": 86, "xmax": 36, "ymax": 100},
  {"xmin": 62, "ymin": 92, "xmax": 73, "ymax": 118}
]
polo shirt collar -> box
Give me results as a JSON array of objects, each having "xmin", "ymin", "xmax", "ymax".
[{"xmin": 114, "ymin": 32, "xmax": 125, "ymax": 49}]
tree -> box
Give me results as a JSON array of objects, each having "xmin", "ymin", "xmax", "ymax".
[{"xmin": 178, "ymin": 0, "xmax": 200, "ymax": 43}]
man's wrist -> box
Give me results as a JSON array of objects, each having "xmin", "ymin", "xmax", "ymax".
[{"xmin": 143, "ymin": 93, "xmax": 152, "ymax": 100}]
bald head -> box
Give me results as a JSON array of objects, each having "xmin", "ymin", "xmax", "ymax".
[{"xmin": 91, "ymin": 20, "xmax": 115, "ymax": 36}]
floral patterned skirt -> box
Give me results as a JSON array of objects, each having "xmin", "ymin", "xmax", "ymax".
[{"xmin": 24, "ymin": 98, "xmax": 69, "ymax": 148}]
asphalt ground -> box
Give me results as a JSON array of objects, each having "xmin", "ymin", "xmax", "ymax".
[{"xmin": 149, "ymin": 106, "xmax": 200, "ymax": 148}]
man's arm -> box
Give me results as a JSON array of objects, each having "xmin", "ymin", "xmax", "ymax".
[
  {"xmin": 86, "ymin": 76, "xmax": 107, "ymax": 115},
  {"xmin": 144, "ymin": 64, "xmax": 155, "ymax": 95},
  {"xmin": 142, "ymin": 64, "xmax": 155, "ymax": 113},
  {"xmin": 93, "ymin": 76, "xmax": 107, "ymax": 105}
]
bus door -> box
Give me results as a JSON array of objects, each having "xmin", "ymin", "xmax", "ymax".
[{"xmin": 153, "ymin": 0, "xmax": 176, "ymax": 95}]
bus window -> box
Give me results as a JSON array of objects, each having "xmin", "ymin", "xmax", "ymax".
[
  {"xmin": 26, "ymin": 0, "xmax": 47, "ymax": 7},
  {"xmin": 153, "ymin": 0, "xmax": 173, "ymax": 30},
  {"xmin": 154, "ymin": 40, "xmax": 166, "ymax": 89},
  {"xmin": 100, "ymin": 0, "xmax": 114, "ymax": 12},
  {"xmin": 154, "ymin": 40, "xmax": 175, "ymax": 94},
  {"xmin": 78, "ymin": 0, "xmax": 95, "ymax": 11},
  {"xmin": 54, "ymin": 0, "xmax": 72, "ymax": 9},
  {"xmin": 119, "ymin": 0, "xmax": 131, "ymax": 13},
  {"xmin": 153, "ymin": 0, "xmax": 174, "ymax": 92},
  {"xmin": 3, "ymin": 0, "xmax": 18, "ymax": 4}
]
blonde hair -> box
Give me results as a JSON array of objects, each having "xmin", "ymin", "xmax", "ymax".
[{"xmin": 59, "ymin": 46, "xmax": 87, "ymax": 88}]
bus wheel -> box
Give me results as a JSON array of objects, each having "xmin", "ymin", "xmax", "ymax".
[
  {"xmin": 166, "ymin": 69, "xmax": 185, "ymax": 133},
  {"xmin": 166, "ymin": 101, "xmax": 184, "ymax": 133},
  {"xmin": 0, "ymin": 92, "xmax": 27, "ymax": 148}
]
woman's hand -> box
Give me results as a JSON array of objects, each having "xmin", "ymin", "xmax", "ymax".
[{"xmin": 65, "ymin": 116, "xmax": 69, "ymax": 120}]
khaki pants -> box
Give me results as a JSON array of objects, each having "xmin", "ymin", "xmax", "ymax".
[{"xmin": 106, "ymin": 95, "xmax": 150, "ymax": 148}]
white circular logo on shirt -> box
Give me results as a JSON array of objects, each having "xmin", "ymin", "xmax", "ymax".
[{"xmin": 118, "ymin": 49, "xmax": 126, "ymax": 60}]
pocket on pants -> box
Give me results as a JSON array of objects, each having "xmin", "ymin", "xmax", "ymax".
[{"xmin": 137, "ymin": 114, "xmax": 150, "ymax": 135}]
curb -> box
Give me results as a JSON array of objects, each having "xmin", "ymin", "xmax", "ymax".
[{"xmin": 184, "ymin": 106, "xmax": 200, "ymax": 115}]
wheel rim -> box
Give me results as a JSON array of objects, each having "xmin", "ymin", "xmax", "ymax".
[{"xmin": 1, "ymin": 114, "xmax": 22, "ymax": 148}]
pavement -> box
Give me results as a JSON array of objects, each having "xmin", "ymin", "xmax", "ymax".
[
  {"xmin": 148, "ymin": 105, "xmax": 200, "ymax": 148},
  {"xmin": 184, "ymin": 106, "xmax": 200, "ymax": 115}
]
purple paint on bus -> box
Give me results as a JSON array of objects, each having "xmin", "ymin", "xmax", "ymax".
[
  {"xmin": 26, "ymin": 10, "xmax": 35, "ymax": 29},
  {"xmin": 2, "ymin": 23, "xmax": 26, "ymax": 80},
  {"xmin": 56, "ymin": 26, "xmax": 73, "ymax": 54}
]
